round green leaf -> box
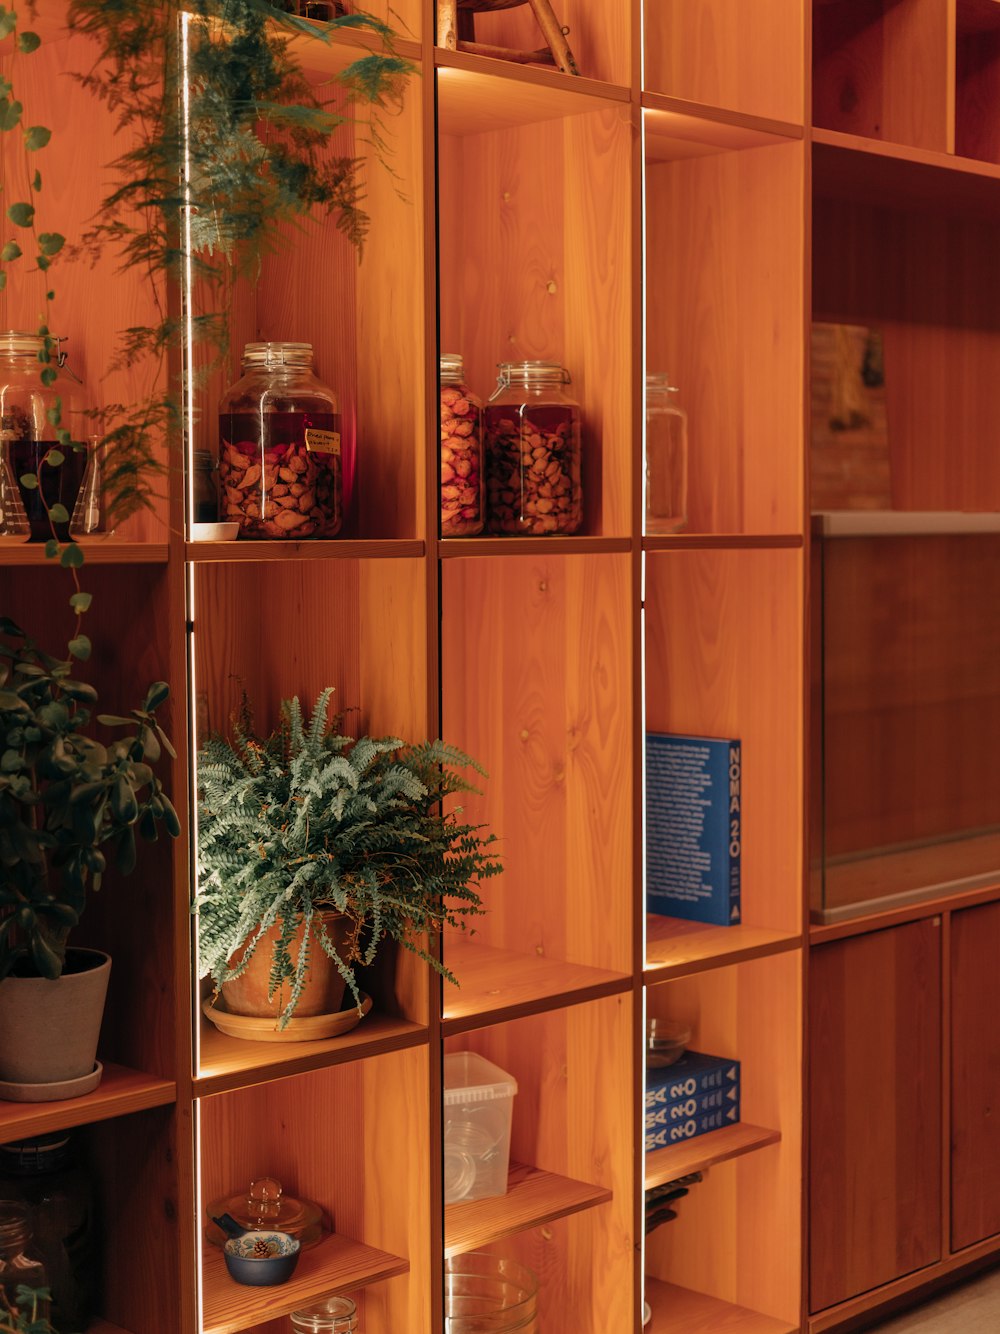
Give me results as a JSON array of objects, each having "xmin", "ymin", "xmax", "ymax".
[
  {"xmin": 67, "ymin": 634, "xmax": 91, "ymax": 661},
  {"xmin": 47, "ymin": 503, "xmax": 69, "ymax": 524},
  {"xmin": 45, "ymin": 449, "xmax": 64, "ymax": 468},
  {"xmin": 39, "ymin": 367, "xmax": 56, "ymax": 386},
  {"xmin": 17, "ymin": 31, "xmax": 41, "ymax": 53},
  {"xmin": 59, "ymin": 543, "xmax": 84, "ymax": 569},
  {"xmin": 38, "ymin": 232, "xmax": 64, "ymax": 256},
  {"xmin": 18, "ymin": 473, "xmax": 37, "ymax": 490},
  {"xmin": 44, "ymin": 539, "xmax": 58, "ymax": 559},
  {"xmin": 6, "ymin": 202, "xmax": 34, "ymax": 227},
  {"xmin": 69, "ymin": 592, "xmax": 92, "ymax": 613},
  {"xmin": 23, "ymin": 126, "xmax": 50, "ymax": 151},
  {"xmin": 0, "ymin": 241, "xmax": 21, "ymax": 262},
  {"xmin": 0, "ymin": 99, "xmax": 23, "ymax": 132}
]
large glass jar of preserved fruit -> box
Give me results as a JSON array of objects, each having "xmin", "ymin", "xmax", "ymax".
[
  {"xmin": 218, "ymin": 342, "xmax": 342, "ymax": 539},
  {"xmin": 440, "ymin": 353, "xmax": 483, "ymax": 537},
  {"xmin": 645, "ymin": 372, "xmax": 688, "ymax": 534},
  {"xmin": 0, "ymin": 332, "xmax": 84, "ymax": 542},
  {"xmin": 484, "ymin": 362, "xmax": 582, "ymax": 536}
]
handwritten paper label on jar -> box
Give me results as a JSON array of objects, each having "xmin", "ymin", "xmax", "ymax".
[{"xmin": 305, "ymin": 428, "xmax": 341, "ymax": 456}]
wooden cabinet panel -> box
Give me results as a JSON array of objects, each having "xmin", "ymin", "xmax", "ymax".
[
  {"xmin": 809, "ymin": 920, "xmax": 942, "ymax": 1312},
  {"xmin": 952, "ymin": 901, "xmax": 1000, "ymax": 1250}
]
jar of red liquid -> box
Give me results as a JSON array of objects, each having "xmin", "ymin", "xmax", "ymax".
[
  {"xmin": 484, "ymin": 361, "xmax": 582, "ymax": 536},
  {"xmin": 0, "ymin": 331, "xmax": 85, "ymax": 542},
  {"xmin": 218, "ymin": 342, "xmax": 342, "ymax": 539},
  {"xmin": 440, "ymin": 353, "xmax": 483, "ymax": 536}
]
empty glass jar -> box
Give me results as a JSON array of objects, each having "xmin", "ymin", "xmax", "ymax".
[
  {"xmin": 0, "ymin": 331, "xmax": 85, "ymax": 542},
  {"xmin": 645, "ymin": 372, "xmax": 688, "ymax": 534},
  {"xmin": 440, "ymin": 353, "xmax": 483, "ymax": 537},
  {"xmin": 484, "ymin": 361, "xmax": 582, "ymax": 536},
  {"xmin": 218, "ymin": 342, "xmax": 342, "ymax": 539},
  {"xmin": 291, "ymin": 1296, "xmax": 358, "ymax": 1331}
]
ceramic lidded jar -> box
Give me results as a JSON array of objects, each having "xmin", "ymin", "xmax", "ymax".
[{"xmin": 217, "ymin": 342, "xmax": 343, "ymax": 539}]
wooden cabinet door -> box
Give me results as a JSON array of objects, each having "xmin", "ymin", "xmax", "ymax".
[
  {"xmin": 952, "ymin": 901, "xmax": 1000, "ymax": 1250},
  {"xmin": 810, "ymin": 919, "xmax": 942, "ymax": 1312}
]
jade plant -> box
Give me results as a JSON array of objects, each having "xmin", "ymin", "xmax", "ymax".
[
  {"xmin": 195, "ymin": 688, "xmax": 502, "ymax": 1026},
  {"xmin": 0, "ymin": 619, "xmax": 179, "ymax": 980}
]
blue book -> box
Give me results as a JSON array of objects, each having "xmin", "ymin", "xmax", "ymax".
[
  {"xmin": 646, "ymin": 1102, "xmax": 740, "ymax": 1152},
  {"xmin": 645, "ymin": 1081, "xmax": 741, "ymax": 1131},
  {"xmin": 645, "ymin": 1051, "xmax": 740, "ymax": 1108},
  {"xmin": 645, "ymin": 733, "xmax": 742, "ymax": 926}
]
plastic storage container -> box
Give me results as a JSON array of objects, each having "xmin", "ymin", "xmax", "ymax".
[
  {"xmin": 444, "ymin": 1252, "xmax": 538, "ymax": 1332},
  {"xmin": 440, "ymin": 353, "xmax": 484, "ymax": 536},
  {"xmin": 484, "ymin": 361, "xmax": 582, "ymax": 535},
  {"xmin": 443, "ymin": 1052, "xmax": 517, "ymax": 1204},
  {"xmin": 218, "ymin": 341, "xmax": 343, "ymax": 539},
  {"xmin": 644, "ymin": 372, "xmax": 688, "ymax": 534}
]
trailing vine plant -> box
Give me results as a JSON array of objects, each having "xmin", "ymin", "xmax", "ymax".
[{"xmin": 0, "ymin": 0, "xmax": 412, "ymax": 656}]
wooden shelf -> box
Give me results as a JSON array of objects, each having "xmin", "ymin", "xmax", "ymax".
[
  {"xmin": 444, "ymin": 1161, "xmax": 612, "ymax": 1257},
  {"xmin": 645, "ymin": 917, "xmax": 802, "ymax": 982},
  {"xmin": 643, "ymin": 94, "xmax": 803, "ymax": 163},
  {"xmin": 436, "ymin": 49, "xmax": 629, "ymax": 134},
  {"xmin": 442, "ymin": 937, "xmax": 630, "ymax": 1033},
  {"xmin": 185, "ymin": 538, "xmax": 425, "ymax": 562},
  {"xmin": 195, "ymin": 1012, "xmax": 428, "ymax": 1096},
  {"xmin": 0, "ymin": 539, "xmax": 169, "ymax": 566},
  {"xmin": 645, "ymin": 1123, "xmax": 781, "ymax": 1190},
  {"xmin": 813, "ymin": 127, "xmax": 1000, "ymax": 220},
  {"xmin": 0, "ymin": 1063, "xmax": 175, "ymax": 1144},
  {"xmin": 201, "ymin": 1231, "xmax": 408, "ymax": 1334},
  {"xmin": 87, "ymin": 1322, "xmax": 131, "ymax": 1334},
  {"xmin": 273, "ymin": 16, "xmax": 420, "ymax": 78},
  {"xmin": 644, "ymin": 1278, "xmax": 798, "ymax": 1333},
  {"xmin": 439, "ymin": 535, "xmax": 631, "ymax": 558},
  {"xmin": 643, "ymin": 534, "xmax": 804, "ymax": 551},
  {"xmin": 816, "ymin": 831, "xmax": 1000, "ymax": 925},
  {"xmin": 813, "ymin": 510, "xmax": 1000, "ymax": 537}
]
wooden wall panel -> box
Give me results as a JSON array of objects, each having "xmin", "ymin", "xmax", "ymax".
[
  {"xmin": 821, "ymin": 535, "xmax": 1000, "ymax": 857},
  {"xmin": 814, "ymin": 198, "xmax": 1000, "ymax": 511},
  {"xmin": 956, "ymin": 24, "xmax": 1000, "ymax": 163},
  {"xmin": 951, "ymin": 901, "xmax": 1000, "ymax": 1250},
  {"xmin": 441, "ymin": 554, "xmax": 633, "ymax": 974},
  {"xmin": 813, "ymin": 0, "xmax": 953, "ymax": 151},
  {"xmin": 645, "ymin": 549, "xmax": 803, "ymax": 936},
  {"xmin": 809, "ymin": 921, "xmax": 941, "ymax": 1312},
  {"xmin": 645, "ymin": 0, "xmax": 805, "ymax": 125},
  {"xmin": 646, "ymin": 141, "xmax": 804, "ymax": 536},
  {"xmin": 645, "ymin": 951, "xmax": 802, "ymax": 1327},
  {"xmin": 438, "ymin": 108, "xmax": 633, "ymax": 537}
]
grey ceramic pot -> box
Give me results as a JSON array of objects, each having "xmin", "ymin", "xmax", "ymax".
[{"xmin": 0, "ymin": 947, "xmax": 111, "ymax": 1087}]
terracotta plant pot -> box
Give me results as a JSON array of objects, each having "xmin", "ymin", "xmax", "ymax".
[
  {"xmin": 221, "ymin": 913, "xmax": 354, "ymax": 1019},
  {"xmin": 0, "ymin": 947, "xmax": 110, "ymax": 1091}
]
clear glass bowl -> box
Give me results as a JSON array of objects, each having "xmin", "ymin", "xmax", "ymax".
[
  {"xmin": 646, "ymin": 1018, "xmax": 692, "ymax": 1068},
  {"xmin": 445, "ymin": 1252, "xmax": 539, "ymax": 1332}
]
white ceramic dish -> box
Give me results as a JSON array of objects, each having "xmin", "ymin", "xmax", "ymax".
[{"xmin": 191, "ymin": 521, "xmax": 239, "ymax": 542}]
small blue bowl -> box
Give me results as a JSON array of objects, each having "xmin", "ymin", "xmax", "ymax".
[{"xmin": 223, "ymin": 1230, "xmax": 301, "ymax": 1286}]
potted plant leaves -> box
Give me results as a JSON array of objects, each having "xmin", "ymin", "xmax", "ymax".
[
  {"xmin": 195, "ymin": 688, "xmax": 501, "ymax": 1037},
  {"xmin": 0, "ymin": 620, "xmax": 179, "ymax": 1101},
  {"xmin": 0, "ymin": 1287, "xmax": 67, "ymax": 1334}
]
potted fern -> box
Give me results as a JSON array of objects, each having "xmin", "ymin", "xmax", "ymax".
[
  {"xmin": 195, "ymin": 688, "xmax": 501, "ymax": 1034},
  {"xmin": 0, "ymin": 620, "xmax": 179, "ymax": 1099}
]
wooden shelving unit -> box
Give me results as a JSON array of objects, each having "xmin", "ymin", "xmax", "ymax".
[{"xmin": 0, "ymin": 2, "xmax": 810, "ymax": 1331}]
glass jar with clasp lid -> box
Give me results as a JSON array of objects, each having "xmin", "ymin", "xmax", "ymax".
[
  {"xmin": 0, "ymin": 1201, "xmax": 48, "ymax": 1304},
  {"xmin": 218, "ymin": 342, "xmax": 343, "ymax": 539},
  {"xmin": 644, "ymin": 372, "xmax": 688, "ymax": 534},
  {"xmin": 291, "ymin": 1296, "xmax": 358, "ymax": 1332},
  {"xmin": 440, "ymin": 353, "xmax": 483, "ymax": 536},
  {"xmin": 483, "ymin": 360, "xmax": 582, "ymax": 536}
]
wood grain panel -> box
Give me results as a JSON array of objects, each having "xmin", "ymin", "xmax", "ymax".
[
  {"xmin": 820, "ymin": 537, "xmax": 1000, "ymax": 862},
  {"xmin": 438, "ymin": 107, "xmax": 633, "ymax": 537},
  {"xmin": 462, "ymin": 0, "xmax": 632, "ymax": 85},
  {"xmin": 88, "ymin": 1108, "xmax": 183, "ymax": 1333},
  {"xmin": 645, "ymin": 1123, "xmax": 781, "ymax": 1189},
  {"xmin": 0, "ymin": 1064, "xmax": 174, "ymax": 1144},
  {"xmin": 0, "ymin": 31, "xmax": 168, "ymax": 541},
  {"xmin": 814, "ymin": 198, "xmax": 1000, "ymax": 510},
  {"xmin": 645, "ymin": 1278, "xmax": 797, "ymax": 1334},
  {"xmin": 951, "ymin": 901, "xmax": 1000, "ymax": 1249},
  {"xmin": 441, "ymin": 555, "xmax": 632, "ymax": 975},
  {"xmin": 646, "ymin": 951, "xmax": 801, "ymax": 1327},
  {"xmin": 645, "ymin": 549, "xmax": 803, "ymax": 937},
  {"xmin": 809, "ymin": 921, "xmax": 941, "ymax": 1312},
  {"xmin": 645, "ymin": 0, "xmax": 805, "ymax": 125},
  {"xmin": 445, "ymin": 1161, "xmax": 611, "ymax": 1257},
  {"xmin": 646, "ymin": 141, "xmax": 804, "ymax": 535},
  {"xmin": 957, "ymin": 27, "xmax": 1000, "ymax": 163},
  {"xmin": 445, "ymin": 992, "xmax": 634, "ymax": 1332},
  {"xmin": 812, "ymin": 0, "xmax": 953, "ymax": 151}
]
